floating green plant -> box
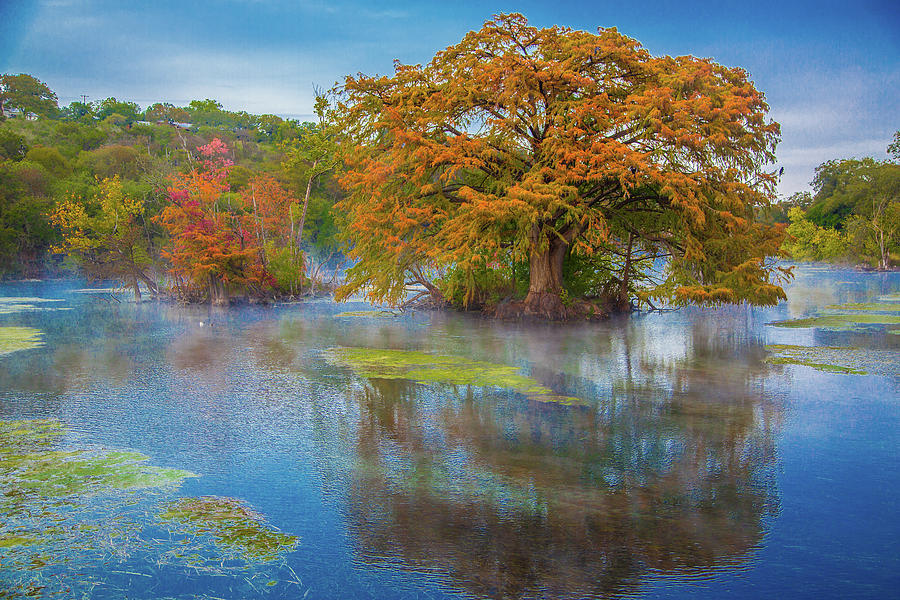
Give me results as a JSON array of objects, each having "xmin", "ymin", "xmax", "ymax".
[
  {"xmin": 0, "ymin": 418, "xmax": 196, "ymax": 590},
  {"xmin": 0, "ymin": 326, "xmax": 44, "ymax": 356},
  {"xmin": 765, "ymin": 344, "xmax": 900, "ymax": 377},
  {"xmin": 0, "ymin": 533, "xmax": 40, "ymax": 548},
  {"xmin": 159, "ymin": 496, "xmax": 298, "ymax": 562},
  {"xmin": 0, "ymin": 297, "xmax": 68, "ymax": 315},
  {"xmin": 326, "ymin": 347, "xmax": 584, "ymax": 405},
  {"xmin": 768, "ymin": 313, "xmax": 900, "ymax": 330},
  {"xmin": 824, "ymin": 303, "xmax": 900, "ymax": 312},
  {"xmin": 0, "ymin": 420, "xmax": 197, "ymax": 501},
  {"xmin": 0, "ymin": 419, "xmax": 300, "ymax": 594},
  {"xmin": 334, "ymin": 310, "xmax": 397, "ymax": 318}
]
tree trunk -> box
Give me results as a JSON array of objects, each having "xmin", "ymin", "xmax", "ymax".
[
  {"xmin": 209, "ymin": 274, "xmax": 228, "ymax": 306},
  {"xmin": 138, "ymin": 272, "xmax": 159, "ymax": 297},
  {"xmin": 296, "ymin": 158, "xmax": 318, "ymax": 252},
  {"xmin": 615, "ymin": 232, "xmax": 634, "ymax": 312},
  {"xmin": 523, "ymin": 234, "xmax": 567, "ymax": 318},
  {"xmin": 131, "ymin": 274, "xmax": 142, "ymax": 302}
]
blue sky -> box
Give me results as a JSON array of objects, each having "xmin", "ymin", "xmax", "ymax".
[{"xmin": 1, "ymin": 0, "xmax": 897, "ymax": 196}]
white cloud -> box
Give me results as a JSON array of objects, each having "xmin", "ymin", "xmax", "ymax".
[
  {"xmin": 775, "ymin": 138, "xmax": 891, "ymax": 196},
  {"xmin": 766, "ymin": 63, "xmax": 898, "ymax": 196}
]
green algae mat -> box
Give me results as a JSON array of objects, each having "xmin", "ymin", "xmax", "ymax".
[
  {"xmin": 0, "ymin": 296, "xmax": 69, "ymax": 315},
  {"xmin": 326, "ymin": 347, "xmax": 584, "ymax": 405},
  {"xmin": 0, "ymin": 418, "xmax": 299, "ymax": 595},
  {"xmin": 824, "ymin": 302, "xmax": 900, "ymax": 312},
  {"xmin": 765, "ymin": 344, "xmax": 900, "ymax": 377},
  {"xmin": 160, "ymin": 496, "xmax": 298, "ymax": 562},
  {"xmin": 0, "ymin": 326, "xmax": 44, "ymax": 355},
  {"xmin": 768, "ymin": 313, "xmax": 900, "ymax": 330},
  {"xmin": 770, "ymin": 293, "xmax": 900, "ymax": 331},
  {"xmin": 334, "ymin": 310, "xmax": 397, "ymax": 318}
]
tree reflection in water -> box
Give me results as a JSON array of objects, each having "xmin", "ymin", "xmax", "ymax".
[{"xmin": 339, "ymin": 330, "xmax": 781, "ymax": 599}]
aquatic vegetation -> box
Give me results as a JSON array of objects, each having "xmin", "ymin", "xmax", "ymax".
[
  {"xmin": 0, "ymin": 297, "xmax": 66, "ymax": 304},
  {"xmin": 0, "ymin": 418, "xmax": 300, "ymax": 595},
  {"xmin": 0, "ymin": 419, "xmax": 194, "ymax": 589},
  {"xmin": 768, "ymin": 313, "xmax": 900, "ymax": 330},
  {"xmin": 159, "ymin": 496, "xmax": 299, "ymax": 562},
  {"xmin": 334, "ymin": 310, "xmax": 397, "ymax": 318},
  {"xmin": 0, "ymin": 422, "xmax": 199, "ymax": 543},
  {"xmin": 0, "ymin": 420, "xmax": 196, "ymax": 500},
  {"xmin": 0, "ymin": 326, "xmax": 44, "ymax": 355},
  {"xmin": 824, "ymin": 302, "xmax": 900, "ymax": 312},
  {"xmin": 326, "ymin": 347, "xmax": 584, "ymax": 405},
  {"xmin": 0, "ymin": 296, "xmax": 68, "ymax": 315},
  {"xmin": 765, "ymin": 344, "xmax": 900, "ymax": 377}
]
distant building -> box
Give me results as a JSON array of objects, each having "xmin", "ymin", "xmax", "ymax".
[{"xmin": 4, "ymin": 107, "xmax": 38, "ymax": 120}]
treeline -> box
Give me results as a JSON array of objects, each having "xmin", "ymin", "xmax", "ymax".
[
  {"xmin": 761, "ymin": 134, "xmax": 899, "ymax": 270},
  {"xmin": 2, "ymin": 61, "xmax": 895, "ymax": 315},
  {"xmin": 0, "ymin": 73, "xmax": 340, "ymax": 302}
]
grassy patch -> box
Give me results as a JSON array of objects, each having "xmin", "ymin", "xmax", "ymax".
[
  {"xmin": 159, "ymin": 496, "xmax": 298, "ymax": 562},
  {"xmin": 326, "ymin": 347, "xmax": 584, "ymax": 405},
  {"xmin": 0, "ymin": 326, "xmax": 44, "ymax": 356}
]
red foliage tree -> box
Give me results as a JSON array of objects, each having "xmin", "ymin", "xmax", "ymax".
[{"xmin": 155, "ymin": 139, "xmax": 273, "ymax": 304}]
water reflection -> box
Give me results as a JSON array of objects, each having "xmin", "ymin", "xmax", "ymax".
[
  {"xmin": 337, "ymin": 336, "xmax": 781, "ymax": 599},
  {"xmin": 13, "ymin": 271, "xmax": 893, "ymax": 598}
]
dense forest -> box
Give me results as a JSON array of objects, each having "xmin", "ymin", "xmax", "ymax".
[
  {"xmin": 1, "ymin": 17, "xmax": 896, "ymax": 315},
  {"xmin": 0, "ymin": 73, "xmax": 340, "ymax": 304},
  {"xmin": 765, "ymin": 136, "xmax": 899, "ymax": 271}
]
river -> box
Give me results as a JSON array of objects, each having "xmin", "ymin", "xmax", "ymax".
[{"xmin": 0, "ymin": 264, "xmax": 897, "ymax": 599}]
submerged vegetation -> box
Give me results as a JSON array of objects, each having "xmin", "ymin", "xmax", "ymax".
[
  {"xmin": 0, "ymin": 326, "xmax": 44, "ymax": 354},
  {"xmin": 0, "ymin": 418, "xmax": 299, "ymax": 595},
  {"xmin": 326, "ymin": 347, "xmax": 583, "ymax": 404},
  {"xmin": 825, "ymin": 302, "xmax": 900, "ymax": 312},
  {"xmin": 765, "ymin": 344, "xmax": 899, "ymax": 377},
  {"xmin": 0, "ymin": 296, "xmax": 67, "ymax": 315},
  {"xmin": 159, "ymin": 496, "xmax": 299, "ymax": 562},
  {"xmin": 766, "ymin": 292, "xmax": 899, "ymax": 376},
  {"xmin": 765, "ymin": 345, "xmax": 867, "ymax": 375},
  {"xmin": 770, "ymin": 313, "xmax": 900, "ymax": 330}
]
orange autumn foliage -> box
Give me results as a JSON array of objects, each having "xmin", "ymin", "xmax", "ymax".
[{"xmin": 334, "ymin": 13, "xmax": 788, "ymax": 314}]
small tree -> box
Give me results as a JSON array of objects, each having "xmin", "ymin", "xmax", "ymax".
[
  {"xmin": 155, "ymin": 139, "xmax": 270, "ymax": 304},
  {"xmin": 281, "ymin": 94, "xmax": 338, "ymax": 257},
  {"xmin": 0, "ymin": 73, "xmax": 58, "ymax": 119},
  {"xmin": 50, "ymin": 176, "xmax": 158, "ymax": 299}
]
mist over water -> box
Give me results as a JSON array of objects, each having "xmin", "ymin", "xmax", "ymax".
[{"xmin": 0, "ymin": 265, "xmax": 897, "ymax": 599}]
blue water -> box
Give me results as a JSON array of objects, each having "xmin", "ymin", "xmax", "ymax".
[{"xmin": 0, "ymin": 266, "xmax": 897, "ymax": 599}]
